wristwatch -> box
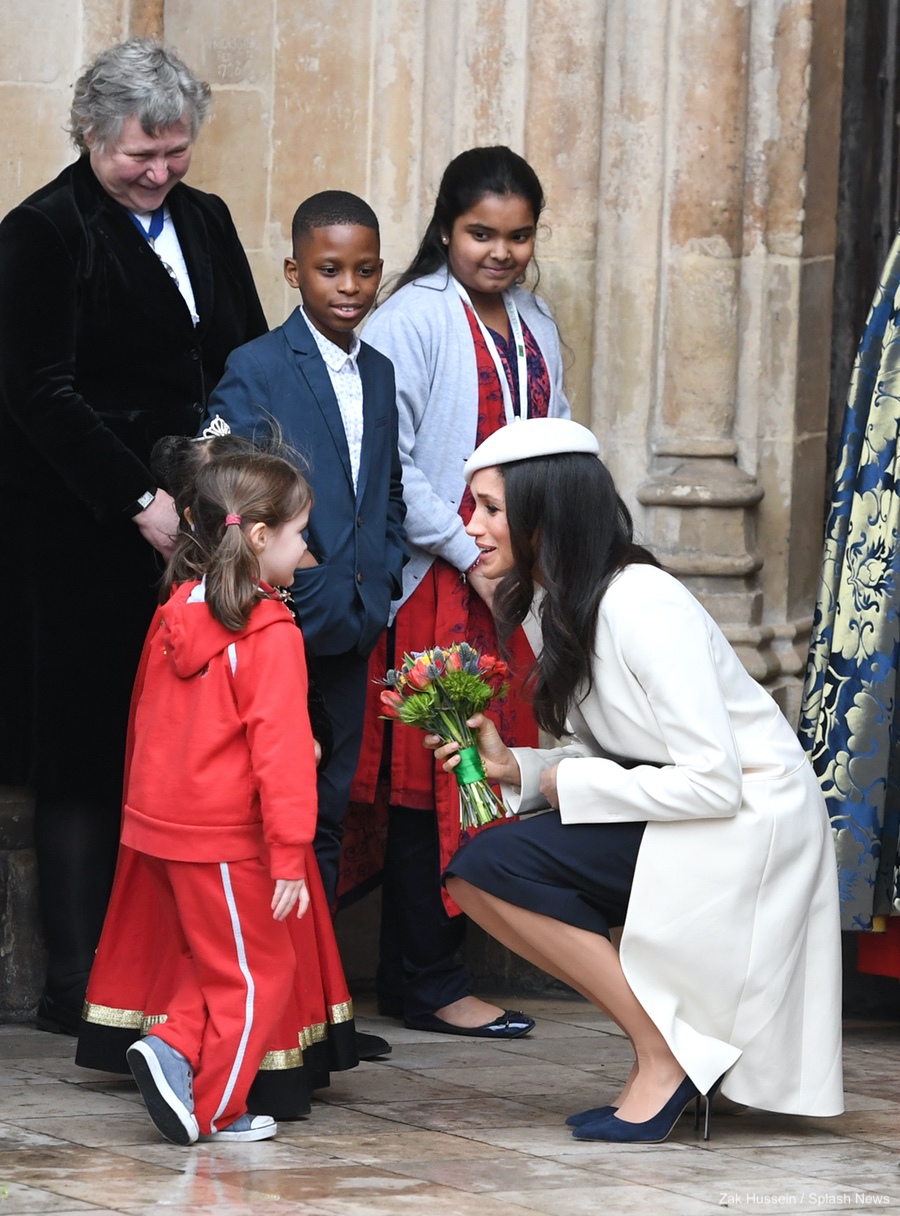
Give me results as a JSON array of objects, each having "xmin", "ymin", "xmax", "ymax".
[{"xmin": 125, "ymin": 488, "xmax": 157, "ymax": 517}]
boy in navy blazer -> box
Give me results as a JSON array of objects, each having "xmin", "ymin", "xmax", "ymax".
[{"xmin": 200, "ymin": 191, "xmax": 407, "ymax": 914}]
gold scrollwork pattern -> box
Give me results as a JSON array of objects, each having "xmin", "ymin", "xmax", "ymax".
[{"xmin": 800, "ymin": 229, "xmax": 900, "ymax": 930}]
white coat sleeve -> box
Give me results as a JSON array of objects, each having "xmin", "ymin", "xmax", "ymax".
[
  {"xmin": 501, "ymin": 740, "xmax": 592, "ymax": 814},
  {"xmin": 527, "ymin": 580, "xmax": 744, "ymax": 825}
]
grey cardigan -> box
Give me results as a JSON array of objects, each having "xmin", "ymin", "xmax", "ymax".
[{"xmin": 363, "ymin": 269, "xmax": 570, "ymax": 613}]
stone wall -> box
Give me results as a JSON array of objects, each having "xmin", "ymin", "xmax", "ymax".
[
  {"xmin": 590, "ymin": 0, "xmax": 845, "ymax": 722},
  {"xmin": 0, "ymin": 0, "xmax": 846, "ymax": 713},
  {"xmin": 0, "ymin": 0, "xmax": 847, "ymax": 1000},
  {"xmin": 0, "ymin": 790, "xmax": 43, "ymax": 1020}
]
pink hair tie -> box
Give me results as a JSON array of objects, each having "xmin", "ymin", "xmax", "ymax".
[{"xmin": 225, "ymin": 513, "xmax": 242, "ymax": 526}]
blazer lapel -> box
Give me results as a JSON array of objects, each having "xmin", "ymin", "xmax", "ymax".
[
  {"xmin": 284, "ymin": 310, "xmax": 354, "ymax": 491},
  {"xmin": 354, "ymin": 347, "xmax": 377, "ymax": 504}
]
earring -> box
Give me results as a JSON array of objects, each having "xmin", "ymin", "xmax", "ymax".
[{"xmin": 442, "ymin": 236, "xmax": 449, "ymax": 245}]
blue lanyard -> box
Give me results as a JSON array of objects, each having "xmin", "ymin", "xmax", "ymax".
[{"xmin": 128, "ymin": 206, "xmax": 165, "ymax": 244}]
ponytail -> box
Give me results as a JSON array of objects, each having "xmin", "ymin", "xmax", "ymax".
[{"xmin": 203, "ymin": 513, "xmax": 263, "ymax": 631}]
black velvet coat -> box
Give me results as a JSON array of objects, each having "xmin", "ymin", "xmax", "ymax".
[
  {"xmin": 0, "ymin": 155, "xmax": 267, "ymax": 793},
  {"xmin": 0, "ymin": 154, "xmax": 267, "ymax": 515}
]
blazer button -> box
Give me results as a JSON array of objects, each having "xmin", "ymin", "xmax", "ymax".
[
  {"xmin": 356, "ymin": 515, "xmax": 363, "ymax": 528},
  {"xmin": 190, "ymin": 348, "xmax": 201, "ymax": 361},
  {"xmin": 356, "ymin": 572, "xmax": 364, "ymax": 584}
]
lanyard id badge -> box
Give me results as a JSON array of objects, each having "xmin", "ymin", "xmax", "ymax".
[{"xmin": 452, "ymin": 276, "xmax": 529, "ymax": 424}]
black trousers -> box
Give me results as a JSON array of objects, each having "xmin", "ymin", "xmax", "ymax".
[
  {"xmin": 306, "ymin": 650, "xmax": 370, "ymax": 907},
  {"xmin": 376, "ymin": 805, "xmax": 472, "ymax": 1021}
]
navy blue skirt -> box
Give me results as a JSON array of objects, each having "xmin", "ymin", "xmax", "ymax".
[{"xmin": 445, "ymin": 811, "xmax": 645, "ymax": 938}]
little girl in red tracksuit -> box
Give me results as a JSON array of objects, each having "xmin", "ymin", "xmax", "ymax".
[{"xmin": 122, "ymin": 448, "xmax": 318, "ymax": 1145}]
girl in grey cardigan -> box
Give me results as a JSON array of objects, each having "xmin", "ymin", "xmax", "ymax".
[{"xmin": 353, "ymin": 146, "xmax": 570, "ymax": 1038}]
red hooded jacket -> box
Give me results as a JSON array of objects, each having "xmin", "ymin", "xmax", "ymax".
[{"xmin": 120, "ymin": 580, "xmax": 317, "ymax": 880}]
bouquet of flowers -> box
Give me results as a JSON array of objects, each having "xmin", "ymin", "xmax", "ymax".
[{"xmin": 380, "ymin": 642, "xmax": 512, "ymax": 830}]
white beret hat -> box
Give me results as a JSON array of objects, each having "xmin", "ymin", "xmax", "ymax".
[{"xmin": 464, "ymin": 417, "xmax": 600, "ymax": 483}]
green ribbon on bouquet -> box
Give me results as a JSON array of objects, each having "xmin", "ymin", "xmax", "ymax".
[{"xmin": 455, "ymin": 745, "xmax": 487, "ymax": 786}]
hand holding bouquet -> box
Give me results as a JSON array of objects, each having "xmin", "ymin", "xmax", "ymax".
[{"xmin": 380, "ymin": 643, "xmax": 511, "ymax": 829}]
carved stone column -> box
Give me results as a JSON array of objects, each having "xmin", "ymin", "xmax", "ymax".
[
  {"xmin": 593, "ymin": 0, "xmax": 845, "ymax": 716},
  {"xmin": 637, "ymin": 442, "xmax": 770, "ymax": 679},
  {"xmin": 633, "ymin": 0, "xmax": 770, "ymax": 676}
]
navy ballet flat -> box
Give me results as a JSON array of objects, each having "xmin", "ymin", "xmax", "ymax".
[
  {"xmin": 565, "ymin": 1104, "xmax": 616, "ymax": 1127},
  {"xmin": 572, "ymin": 1075, "xmax": 701, "ymax": 1144},
  {"xmin": 404, "ymin": 1009, "xmax": 535, "ymax": 1038}
]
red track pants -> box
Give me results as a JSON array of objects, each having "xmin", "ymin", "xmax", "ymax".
[{"xmin": 141, "ymin": 853, "xmax": 295, "ymax": 1134}]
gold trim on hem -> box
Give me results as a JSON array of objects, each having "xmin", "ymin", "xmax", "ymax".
[
  {"xmin": 301, "ymin": 1021, "xmax": 328, "ymax": 1049},
  {"xmin": 260, "ymin": 1015, "xmax": 354, "ymax": 1069},
  {"xmin": 82, "ymin": 1002, "xmax": 143, "ymax": 1029},
  {"xmin": 258, "ymin": 1047, "xmax": 304, "ymax": 1071},
  {"xmin": 330, "ymin": 1000, "xmax": 353, "ymax": 1024},
  {"xmin": 81, "ymin": 1002, "xmax": 167, "ymax": 1032}
]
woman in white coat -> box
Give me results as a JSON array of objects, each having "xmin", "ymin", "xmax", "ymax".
[{"xmin": 436, "ymin": 417, "xmax": 843, "ymax": 1144}]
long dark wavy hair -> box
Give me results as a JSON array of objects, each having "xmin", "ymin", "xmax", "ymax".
[
  {"xmin": 164, "ymin": 451, "xmax": 312, "ymax": 632},
  {"xmin": 491, "ymin": 452, "xmax": 659, "ymax": 737},
  {"xmin": 390, "ymin": 145, "xmax": 545, "ymax": 296}
]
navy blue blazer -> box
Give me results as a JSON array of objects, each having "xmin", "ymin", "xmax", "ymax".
[{"xmin": 202, "ymin": 308, "xmax": 407, "ymax": 659}]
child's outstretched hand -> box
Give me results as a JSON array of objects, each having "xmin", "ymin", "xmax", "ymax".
[{"xmin": 272, "ymin": 878, "xmax": 309, "ymax": 921}]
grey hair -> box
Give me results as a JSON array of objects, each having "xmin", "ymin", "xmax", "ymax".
[{"xmin": 68, "ymin": 38, "xmax": 211, "ymax": 153}]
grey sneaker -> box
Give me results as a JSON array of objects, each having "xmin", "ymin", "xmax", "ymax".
[
  {"xmin": 199, "ymin": 1113, "xmax": 277, "ymax": 1143},
  {"xmin": 126, "ymin": 1036, "xmax": 199, "ymax": 1145}
]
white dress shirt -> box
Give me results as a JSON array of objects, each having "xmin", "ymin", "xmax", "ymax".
[
  {"xmin": 299, "ymin": 305, "xmax": 364, "ymax": 492},
  {"xmin": 132, "ymin": 206, "xmax": 199, "ymax": 326}
]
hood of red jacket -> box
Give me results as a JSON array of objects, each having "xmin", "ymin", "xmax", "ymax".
[{"xmin": 160, "ymin": 580, "xmax": 292, "ymax": 678}]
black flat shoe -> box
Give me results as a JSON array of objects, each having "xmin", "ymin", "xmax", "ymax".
[
  {"xmin": 355, "ymin": 1031, "xmax": 392, "ymax": 1060},
  {"xmin": 35, "ymin": 993, "xmax": 81, "ymax": 1037},
  {"xmin": 404, "ymin": 1009, "xmax": 535, "ymax": 1038}
]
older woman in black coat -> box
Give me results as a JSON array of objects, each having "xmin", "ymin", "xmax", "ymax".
[{"xmin": 0, "ymin": 38, "xmax": 267, "ymax": 1033}]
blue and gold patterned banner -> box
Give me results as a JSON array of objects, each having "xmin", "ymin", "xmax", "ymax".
[{"xmin": 800, "ymin": 232, "xmax": 900, "ymax": 932}]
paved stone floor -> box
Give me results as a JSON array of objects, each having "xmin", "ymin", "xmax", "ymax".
[{"xmin": 0, "ymin": 999, "xmax": 898, "ymax": 1215}]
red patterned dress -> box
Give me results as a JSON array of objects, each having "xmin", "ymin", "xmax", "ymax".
[{"xmin": 344, "ymin": 301, "xmax": 550, "ymax": 925}]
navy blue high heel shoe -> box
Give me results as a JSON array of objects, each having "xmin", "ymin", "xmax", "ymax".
[
  {"xmin": 693, "ymin": 1073, "xmax": 725, "ymax": 1141},
  {"xmin": 572, "ymin": 1075, "xmax": 700, "ymax": 1143},
  {"xmin": 565, "ymin": 1104, "xmax": 615, "ymax": 1128}
]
